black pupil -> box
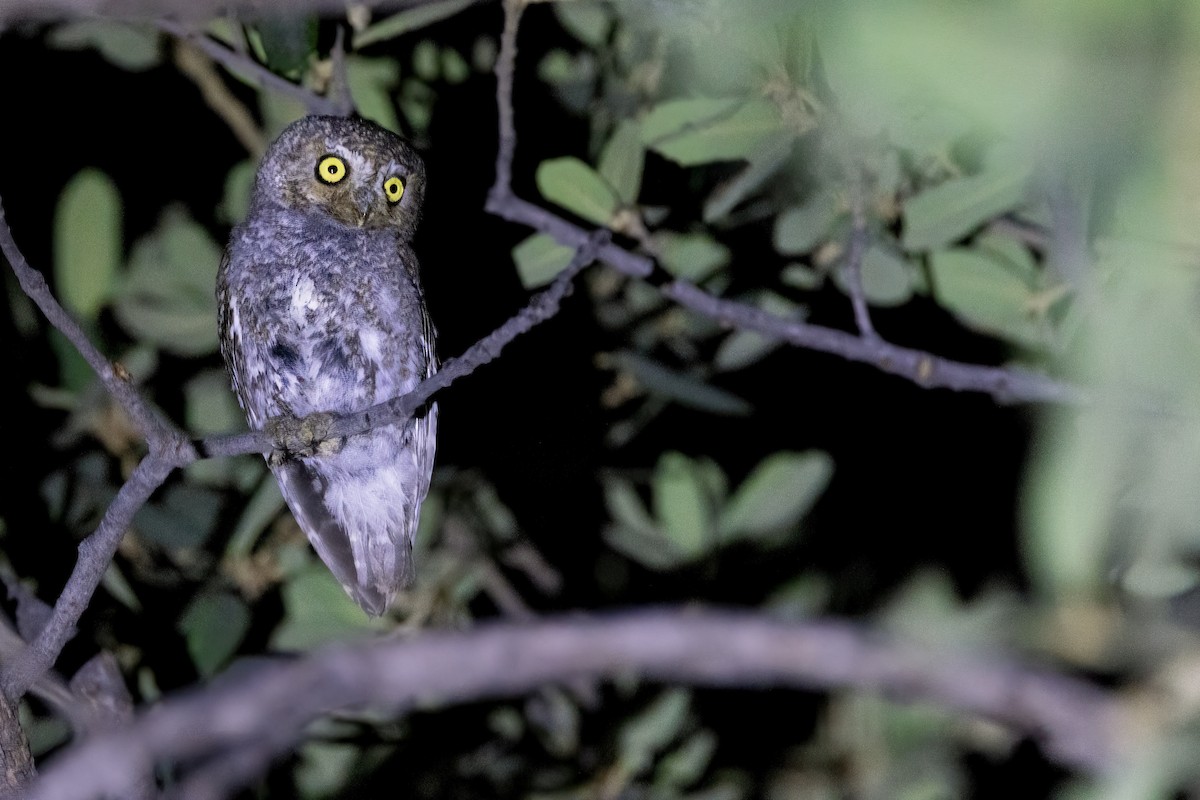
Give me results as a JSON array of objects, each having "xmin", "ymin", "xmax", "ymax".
[{"xmin": 326, "ymin": 164, "xmax": 337, "ymax": 174}]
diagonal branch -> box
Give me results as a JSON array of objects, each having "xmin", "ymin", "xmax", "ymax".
[
  {"xmin": 198, "ymin": 229, "xmax": 610, "ymax": 460},
  {"xmin": 156, "ymin": 19, "xmax": 344, "ymax": 117},
  {"xmin": 0, "ymin": 456, "xmax": 174, "ymax": 700},
  {"xmin": 483, "ymin": 0, "xmax": 1083, "ymax": 406},
  {"xmin": 0, "ymin": 198, "xmax": 185, "ymax": 447},
  {"xmin": 22, "ymin": 608, "xmax": 1127, "ymax": 800}
]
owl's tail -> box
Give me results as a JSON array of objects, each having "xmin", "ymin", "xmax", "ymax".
[{"xmin": 273, "ymin": 459, "xmax": 419, "ymax": 616}]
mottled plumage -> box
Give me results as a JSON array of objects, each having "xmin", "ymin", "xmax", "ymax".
[{"xmin": 217, "ymin": 115, "xmax": 437, "ymax": 616}]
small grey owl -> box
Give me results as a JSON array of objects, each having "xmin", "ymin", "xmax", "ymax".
[{"xmin": 217, "ymin": 115, "xmax": 437, "ymax": 616}]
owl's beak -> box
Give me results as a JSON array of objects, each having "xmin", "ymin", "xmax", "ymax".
[{"xmin": 354, "ymin": 188, "xmax": 375, "ymax": 227}]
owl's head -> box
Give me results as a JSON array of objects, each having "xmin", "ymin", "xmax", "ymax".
[{"xmin": 253, "ymin": 115, "xmax": 426, "ymax": 240}]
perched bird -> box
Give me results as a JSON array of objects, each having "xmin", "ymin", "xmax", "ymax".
[{"xmin": 217, "ymin": 115, "xmax": 437, "ymax": 616}]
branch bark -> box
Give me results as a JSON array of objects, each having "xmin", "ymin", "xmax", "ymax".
[{"xmin": 22, "ymin": 608, "xmax": 1127, "ymax": 800}]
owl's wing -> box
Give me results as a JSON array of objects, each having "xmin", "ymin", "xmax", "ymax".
[{"xmin": 271, "ymin": 461, "xmax": 387, "ymax": 612}]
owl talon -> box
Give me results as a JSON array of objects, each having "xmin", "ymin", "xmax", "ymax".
[{"xmin": 265, "ymin": 412, "xmax": 340, "ymax": 459}]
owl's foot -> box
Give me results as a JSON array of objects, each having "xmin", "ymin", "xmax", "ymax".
[{"xmin": 265, "ymin": 412, "xmax": 344, "ymax": 465}]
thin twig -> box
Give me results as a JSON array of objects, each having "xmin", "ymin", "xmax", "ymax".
[
  {"xmin": 488, "ymin": 0, "xmax": 523, "ymax": 205},
  {"xmin": 328, "ymin": 25, "xmax": 355, "ymax": 117},
  {"xmin": 156, "ymin": 19, "xmax": 342, "ymax": 117},
  {"xmin": 173, "ymin": 39, "xmax": 268, "ymax": 155},
  {"xmin": 22, "ymin": 608, "xmax": 1127, "ymax": 800},
  {"xmin": 843, "ymin": 185, "xmax": 877, "ymax": 340}
]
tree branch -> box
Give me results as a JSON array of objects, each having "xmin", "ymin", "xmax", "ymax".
[
  {"xmin": 482, "ymin": 0, "xmax": 1083, "ymax": 406},
  {"xmin": 156, "ymin": 19, "xmax": 343, "ymax": 117},
  {"xmin": 1, "ymin": 456, "xmax": 174, "ymax": 699},
  {"xmin": 22, "ymin": 608, "xmax": 1127, "ymax": 800}
]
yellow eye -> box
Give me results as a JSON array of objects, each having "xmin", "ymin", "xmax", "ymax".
[
  {"xmin": 316, "ymin": 155, "xmax": 347, "ymax": 184},
  {"xmin": 383, "ymin": 176, "xmax": 405, "ymax": 204}
]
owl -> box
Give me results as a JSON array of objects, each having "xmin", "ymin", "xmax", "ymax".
[{"xmin": 217, "ymin": 115, "xmax": 437, "ymax": 616}]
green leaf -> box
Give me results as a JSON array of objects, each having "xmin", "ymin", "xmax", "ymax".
[
  {"xmin": 603, "ymin": 522, "xmax": 689, "ymax": 570},
  {"xmin": 975, "ymin": 231, "xmax": 1039, "ymax": 283},
  {"xmin": 183, "ymin": 369, "xmax": 252, "ymax": 487},
  {"xmin": 1122, "ymin": 559, "xmax": 1200, "ymax": 599},
  {"xmin": 902, "ymin": 166, "xmax": 1032, "ymax": 251},
  {"xmin": 718, "ymin": 451, "xmax": 833, "ymax": 542},
  {"xmin": 536, "ymin": 157, "xmax": 620, "ymax": 225},
  {"xmin": 657, "ymin": 729, "xmax": 717, "ymax": 788},
  {"xmin": 780, "ymin": 263, "xmax": 824, "ymax": 290},
  {"xmin": 766, "ymin": 574, "xmax": 832, "ymax": 619},
  {"xmin": 184, "ymin": 369, "xmax": 244, "ymax": 436},
  {"xmin": 218, "ymin": 160, "xmax": 256, "ymax": 225},
  {"xmin": 537, "ymin": 49, "xmax": 597, "ymax": 113},
  {"xmin": 512, "ymin": 233, "xmax": 576, "ymax": 289},
  {"xmin": 703, "ymin": 132, "xmax": 794, "ymax": 222},
  {"xmin": 604, "ymin": 476, "xmax": 658, "ymax": 537},
  {"xmin": 258, "ymin": 90, "xmax": 307, "ymax": 141},
  {"xmin": 54, "ymin": 168, "xmax": 121, "ymax": 322},
  {"xmin": 413, "ymin": 39, "xmax": 440, "ymax": 81},
  {"xmin": 114, "ymin": 208, "xmax": 222, "ymax": 356},
  {"xmin": 653, "ymin": 452, "xmax": 715, "ymax": 559},
  {"xmin": 618, "ymin": 689, "xmax": 691, "ymax": 776},
  {"xmin": 603, "ymin": 477, "xmax": 694, "ymax": 570},
  {"xmin": 616, "ymin": 352, "xmax": 752, "ymax": 416},
  {"xmin": 353, "ymin": 0, "xmax": 476, "ymax": 49},
  {"xmin": 345, "ymin": 56, "xmax": 401, "ymax": 133},
  {"xmin": 554, "ymin": 0, "xmax": 613, "ymax": 46},
  {"xmin": 643, "ymin": 97, "xmax": 786, "ymax": 166},
  {"xmin": 399, "ymin": 77, "xmax": 435, "ymax": 134},
  {"xmin": 526, "ymin": 688, "xmax": 580, "ymax": 758},
  {"xmin": 929, "ymin": 248, "xmax": 1049, "ymax": 349},
  {"xmin": 641, "ymin": 97, "xmax": 740, "ymax": 142},
  {"xmin": 656, "ymin": 231, "xmax": 730, "ymax": 282},
  {"xmin": 598, "ymin": 120, "xmax": 644, "ymax": 205},
  {"xmin": 441, "ymin": 47, "xmax": 470, "ymax": 84},
  {"xmin": 835, "ymin": 244, "xmax": 914, "ymax": 306},
  {"xmin": 252, "ymin": 16, "xmax": 316, "ymax": 76},
  {"xmin": 49, "ymin": 330, "xmax": 94, "ymax": 393},
  {"xmin": 48, "ymin": 21, "xmax": 160, "ymax": 71},
  {"xmin": 714, "ymin": 292, "xmax": 799, "ymax": 371},
  {"xmin": 134, "ymin": 484, "xmax": 222, "ymax": 550},
  {"xmin": 774, "ymin": 192, "xmax": 841, "ymax": 255},
  {"xmin": 297, "ymin": 742, "xmax": 360, "ymax": 800},
  {"xmin": 271, "ymin": 566, "xmax": 383, "ymax": 650},
  {"xmin": 101, "ymin": 561, "xmax": 141, "ymax": 612},
  {"xmin": 224, "ymin": 473, "xmax": 284, "ymax": 558},
  {"xmin": 179, "ymin": 591, "xmax": 250, "ymax": 676}
]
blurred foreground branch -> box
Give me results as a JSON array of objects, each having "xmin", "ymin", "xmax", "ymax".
[{"xmin": 22, "ymin": 608, "xmax": 1126, "ymax": 800}]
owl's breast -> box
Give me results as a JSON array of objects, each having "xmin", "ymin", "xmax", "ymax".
[{"xmin": 230, "ymin": 225, "xmax": 425, "ymax": 420}]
